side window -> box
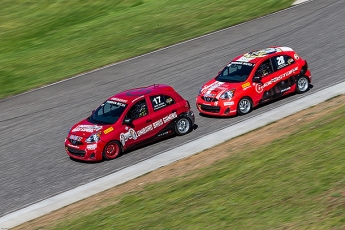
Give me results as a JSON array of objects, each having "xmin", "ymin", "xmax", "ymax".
[
  {"xmin": 150, "ymin": 95, "xmax": 175, "ymax": 111},
  {"xmin": 125, "ymin": 99, "xmax": 148, "ymax": 120},
  {"xmin": 272, "ymin": 55, "xmax": 295, "ymax": 71},
  {"xmin": 254, "ymin": 59, "xmax": 273, "ymax": 77}
]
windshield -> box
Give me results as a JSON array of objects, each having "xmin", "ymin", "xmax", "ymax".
[
  {"xmin": 216, "ymin": 62, "xmax": 254, "ymax": 83},
  {"xmin": 88, "ymin": 100, "xmax": 127, "ymax": 125}
]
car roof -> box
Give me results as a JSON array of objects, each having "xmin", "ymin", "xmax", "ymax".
[
  {"xmin": 107, "ymin": 84, "xmax": 176, "ymax": 103},
  {"xmin": 232, "ymin": 46, "xmax": 295, "ymax": 64}
]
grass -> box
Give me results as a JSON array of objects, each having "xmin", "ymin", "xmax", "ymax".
[
  {"xmin": 44, "ymin": 101, "xmax": 345, "ymax": 229},
  {"xmin": 0, "ymin": 0, "xmax": 294, "ymax": 99}
]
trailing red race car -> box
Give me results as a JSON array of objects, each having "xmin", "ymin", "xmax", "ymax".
[
  {"xmin": 65, "ymin": 84, "xmax": 195, "ymax": 161},
  {"xmin": 196, "ymin": 46, "xmax": 311, "ymax": 116}
]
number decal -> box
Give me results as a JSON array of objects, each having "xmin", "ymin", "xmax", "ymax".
[
  {"xmin": 152, "ymin": 96, "xmax": 161, "ymax": 105},
  {"xmin": 277, "ymin": 56, "xmax": 285, "ymax": 66}
]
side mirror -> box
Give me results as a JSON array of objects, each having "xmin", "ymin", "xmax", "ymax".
[
  {"xmin": 252, "ymin": 75, "xmax": 262, "ymax": 83},
  {"xmin": 123, "ymin": 118, "xmax": 132, "ymax": 125}
]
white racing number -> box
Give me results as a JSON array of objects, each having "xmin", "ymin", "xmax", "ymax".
[{"xmin": 277, "ymin": 56, "xmax": 285, "ymax": 66}]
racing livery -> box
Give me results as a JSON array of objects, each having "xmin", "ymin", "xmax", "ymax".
[
  {"xmin": 196, "ymin": 46, "xmax": 311, "ymax": 116},
  {"xmin": 65, "ymin": 84, "xmax": 195, "ymax": 161}
]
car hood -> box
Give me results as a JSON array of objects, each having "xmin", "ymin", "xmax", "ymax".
[
  {"xmin": 199, "ymin": 80, "xmax": 243, "ymax": 99},
  {"xmin": 69, "ymin": 119, "xmax": 106, "ymax": 137}
]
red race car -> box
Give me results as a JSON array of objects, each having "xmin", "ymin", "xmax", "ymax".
[
  {"xmin": 196, "ymin": 46, "xmax": 311, "ymax": 116},
  {"xmin": 65, "ymin": 84, "xmax": 195, "ymax": 161}
]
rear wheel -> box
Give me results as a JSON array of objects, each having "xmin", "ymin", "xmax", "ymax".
[
  {"xmin": 175, "ymin": 117, "xmax": 191, "ymax": 135},
  {"xmin": 102, "ymin": 141, "xmax": 122, "ymax": 160},
  {"xmin": 237, "ymin": 97, "xmax": 252, "ymax": 115},
  {"xmin": 296, "ymin": 76, "xmax": 309, "ymax": 93}
]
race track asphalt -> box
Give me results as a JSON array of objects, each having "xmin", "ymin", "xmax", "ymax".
[{"xmin": 0, "ymin": 0, "xmax": 344, "ymax": 221}]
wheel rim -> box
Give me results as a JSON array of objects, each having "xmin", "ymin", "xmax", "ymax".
[
  {"xmin": 105, "ymin": 143, "xmax": 119, "ymax": 158},
  {"xmin": 297, "ymin": 77, "xmax": 308, "ymax": 92},
  {"xmin": 177, "ymin": 118, "xmax": 190, "ymax": 134},
  {"xmin": 239, "ymin": 98, "xmax": 251, "ymax": 114}
]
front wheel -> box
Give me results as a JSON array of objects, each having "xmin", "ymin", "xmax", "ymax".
[
  {"xmin": 237, "ymin": 97, "xmax": 252, "ymax": 115},
  {"xmin": 296, "ymin": 76, "xmax": 309, "ymax": 93},
  {"xmin": 102, "ymin": 141, "xmax": 122, "ymax": 160},
  {"xmin": 175, "ymin": 117, "xmax": 192, "ymax": 135}
]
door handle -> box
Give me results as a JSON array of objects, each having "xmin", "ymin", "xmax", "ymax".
[
  {"xmin": 172, "ymin": 109, "xmax": 177, "ymax": 113},
  {"xmin": 146, "ymin": 119, "xmax": 152, "ymax": 123}
]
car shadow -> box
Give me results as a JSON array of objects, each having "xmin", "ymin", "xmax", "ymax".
[
  {"xmin": 198, "ymin": 84, "xmax": 314, "ymax": 119},
  {"xmin": 69, "ymin": 157, "xmax": 103, "ymax": 164},
  {"xmin": 115, "ymin": 122, "xmax": 199, "ymax": 160}
]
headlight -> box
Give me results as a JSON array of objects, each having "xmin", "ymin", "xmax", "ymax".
[
  {"xmin": 220, "ymin": 89, "xmax": 235, "ymax": 100},
  {"xmin": 86, "ymin": 131, "xmax": 102, "ymax": 143}
]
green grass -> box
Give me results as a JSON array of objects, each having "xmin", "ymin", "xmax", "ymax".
[
  {"xmin": 0, "ymin": 0, "xmax": 293, "ymax": 99},
  {"xmin": 44, "ymin": 102, "xmax": 345, "ymax": 229}
]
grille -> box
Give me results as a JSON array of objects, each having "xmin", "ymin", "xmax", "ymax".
[
  {"xmin": 201, "ymin": 96, "xmax": 218, "ymax": 102},
  {"xmin": 68, "ymin": 138, "xmax": 83, "ymax": 145},
  {"xmin": 67, "ymin": 146, "xmax": 86, "ymax": 157},
  {"xmin": 199, "ymin": 104, "xmax": 220, "ymax": 113}
]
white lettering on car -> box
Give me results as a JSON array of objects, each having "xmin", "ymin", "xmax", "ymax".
[
  {"xmin": 255, "ymin": 67, "xmax": 298, "ymax": 93},
  {"xmin": 72, "ymin": 125, "xmax": 102, "ymax": 133}
]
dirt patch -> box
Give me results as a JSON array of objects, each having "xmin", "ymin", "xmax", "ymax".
[{"xmin": 14, "ymin": 94, "xmax": 345, "ymax": 230}]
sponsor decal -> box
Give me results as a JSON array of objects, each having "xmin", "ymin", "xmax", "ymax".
[
  {"xmin": 107, "ymin": 100, "xmax": 126, "ymax": 107},
  {"xmin": 110, "ymin": 97, "xmax": 128, "ymax": 103},
  {"xmin": 243, "ymin": 48, "xmax": 282, "ymax": 58},
  {"xmin": 166, "ymin": 97, "xmax": 173, "ymax": 104},
  {"xmin": 242, "ymin": 82, "xmax": 251, "ymax": 89},
  {"xmin": 86, "ymin": 144, "xmax": 97, "ymax": 150},
  {"xmin": 281, "ymin": 87, "xmax": 291, "ymax": 93},
  {"xmin": 254, "ymin": 67, "xmax": 298, "ymax": 93},
  {"xmin": 201, "ymin": 81, "xmax": 224, "ymax": 93},
  {"xmin": 120, "ymin": 128, "xmax": 137, "ymax": 146},
  {"xmin": 158, "ymin": 130, "xmax": 171, "ymax": 137},
  {"xmin": 153, "ymin": 119, "xmax": 163, "ymax": 129},
  {"xmin": 104, "ymin": 127, "xmax": 114, "ymax": 134},
  {"xmin": 163, "ymin": 112, "xmax": 177, "ymax": 123},
  {"xmin": 67, "ymin": 143, "xmax": 79, "ymax": 148},
  {"xmin": 229, "ymin": 61, "xmax": 254, "ymax": 67},
  {"xmin": 137, "ymin": 124, "xmax": 153, "ymax": 137},
  {"xmin": 224, "ymin": 101, "xmax": 234, "ymax": 106},
  {"xmin": 119, "ymin": 112, "xmax": 177, "ymax": 146},
  {"xmin": 72, "ymin": 125, "xmax": 102, "ymax": 133},
  {"xmin": 255, "ymin": 83, "xmax": 264, "ymax": 93}
]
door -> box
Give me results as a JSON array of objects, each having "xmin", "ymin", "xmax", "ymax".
[
  {"xmin": 120, "ymin": 98, "xmax": 152, "ymax": 147},
  {"xmin": 252, "ymin": 58, "xmax": 276, "ymax": 103}
]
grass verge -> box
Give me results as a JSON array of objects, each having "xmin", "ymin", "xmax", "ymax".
[{"xmin": 0, "ymin": 0, "xmax": 293, "ymax": 99}]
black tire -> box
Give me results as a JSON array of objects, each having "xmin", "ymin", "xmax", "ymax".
[
  {"xmin": 295, "ymin": 76, "xmax": 309, "ymax": 94},
  {"xmin": 237, "ymin": 97, "xmax": 252, "ymax": 115},
  {"xmin": 175, "ymin": 117, "xmax": 192, "ymax": 136},
  {"xmin": 102, "ymin": 141, "xmax": 122, "ymax": 160}
]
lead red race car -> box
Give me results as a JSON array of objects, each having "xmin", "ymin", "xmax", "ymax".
[
  {"xmin": 65, "ymin": 84, "xmax": 195, "ymax": 161},
  {"xmin": 196, "ymin": 46, "xmax": 311, "ymax": 116}
]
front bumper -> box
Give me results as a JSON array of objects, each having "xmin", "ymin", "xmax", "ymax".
[
  {"xmin": 196, "ymin": 97, "xmax": 237, "ymax": 116},
  {"xmin": 65, "ymin": 140, "xmax": 105, "ymax": 161}
]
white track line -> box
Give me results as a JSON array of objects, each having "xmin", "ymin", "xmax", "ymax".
[{"xmin": 293, "ymin": 0, "xmax": 312, "ymax": 6}]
